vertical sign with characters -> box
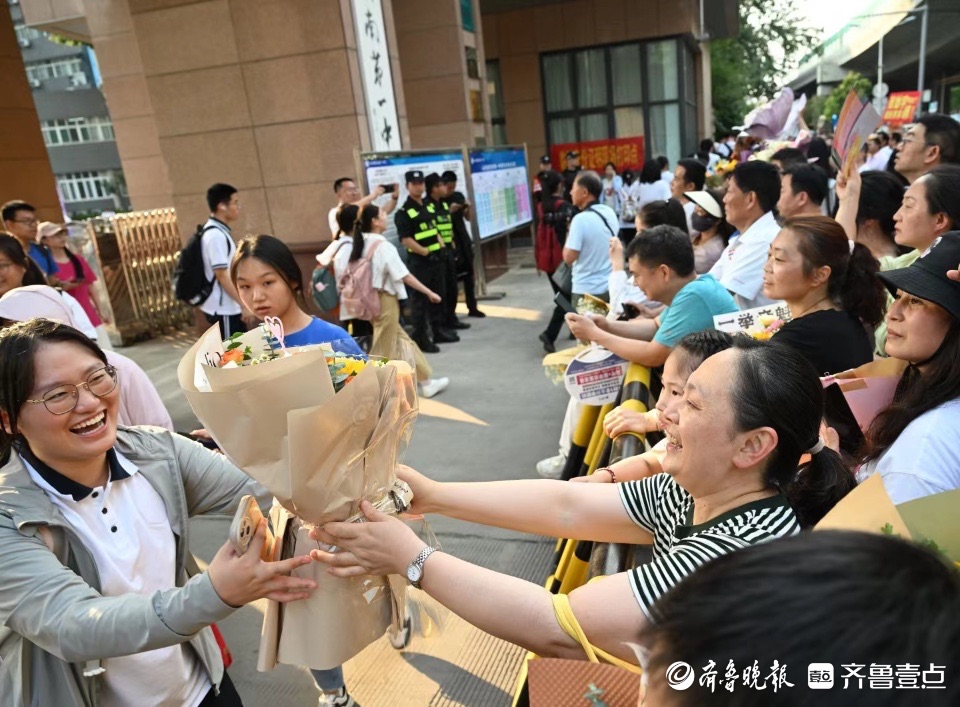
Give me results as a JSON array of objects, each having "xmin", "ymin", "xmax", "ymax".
[{"xmin": 352, "ymin": 0, "xmax": 401, "ymax": 151}]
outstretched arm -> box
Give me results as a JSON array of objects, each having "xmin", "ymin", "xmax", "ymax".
[
  {"xmin": 312, "ymin": 502, "xmax": 647, "ymax": 664},
  {"xmin": 398, "ymin": 466, "xmax": 652, "ymax": 545}
]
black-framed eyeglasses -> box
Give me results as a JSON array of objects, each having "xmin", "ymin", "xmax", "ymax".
[
  {"xmin": 26, "ymin": 365, "xmax": 119, "ymax": 415},
  {"xmin": 11, "ymin": 218, "xmax": 39, "ymax": 226}
]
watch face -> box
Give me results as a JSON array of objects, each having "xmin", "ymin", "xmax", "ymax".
[{"xmin": 407, "ymin": 564, "xmax": 421, "ymax": 584}]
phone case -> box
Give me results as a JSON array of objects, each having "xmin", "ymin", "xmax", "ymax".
[{"xmin": 229, "ymin": 495, "xmax": 274, "ymax": 561}]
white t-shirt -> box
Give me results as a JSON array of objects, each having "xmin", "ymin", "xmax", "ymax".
[
  {"xmin": 566, "ymin": 204, "xmax": 618, "ymax": 295},
  {"xmin": 857, "ymin": 399, "xmax": 960, "ymax": 504},
  {"xmin": 198, "ymin": 218, "xmax": 240, "ymax": 316},
  {"xmin": 709, "ymin": 211, "xmax": 780, "ymax": 310},
  {"xmin": 660, "ymin": 170, "xmax": 672, "ymax": 184},
  {"xmin": 682, "ymin": 200, "xmax": 696, "ymax": 235},
  {"xmin": 60, "ymin": 290, "xmax": 97, "ymax": 340},
  {"xmin": 328, "ymin": 205, "xmax": 342, "ymax": 239},
  {"xmin": 23, "ymin": 450, "xmax": 210, "ymax": 707},
  {"xmin": 333, "ymin": 233, "xmax": 411, "ymax": 302},
  {"xmin": 637, "ymin": 180, "xmax": 671, "ymax": 209},
  {"xmin": 329, "ymin": 236, "xmax": 355, "ymax": 319}
]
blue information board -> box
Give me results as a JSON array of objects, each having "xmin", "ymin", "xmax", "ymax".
[{"xmin": 468, "ymin": 147, "xmax": 532, "ymax": 241}]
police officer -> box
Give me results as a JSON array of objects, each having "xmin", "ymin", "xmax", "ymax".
[
  {"xmin": 395, "ymin": 170, "xmax": 457, "ymax": 351},
  {"xmin": 562, "ymin": 150, "xmax": 581, "ymax": 201},
  {"xmin": 426, "ymin": 172, "xmax": 469, "ymax": 332},
  {"xmin": 441, "ymin": 170, "xmax": 484, "ymax": 318}
]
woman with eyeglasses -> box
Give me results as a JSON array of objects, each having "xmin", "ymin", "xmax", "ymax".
[{"xmin": 0, "ymin": 319, "xmax": 316, "ymax": 706}]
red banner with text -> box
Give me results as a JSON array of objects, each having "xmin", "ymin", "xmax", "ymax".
[
  {"xmin": 882, "ymin": 92, "xmax": 921, "ymax": 127},
  {"xmin": 551, "ymin": 136, "xmax": 645, "ymax": 173}
]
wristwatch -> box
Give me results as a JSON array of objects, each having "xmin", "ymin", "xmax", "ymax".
[{"xmin": 406, "ymin": 546, "xmax": 437, "ymax": 589}]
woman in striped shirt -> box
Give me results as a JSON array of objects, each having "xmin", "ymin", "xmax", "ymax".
[{"xmin": 312, "ymin": 339, "xmax": 855, "ymax": 665}]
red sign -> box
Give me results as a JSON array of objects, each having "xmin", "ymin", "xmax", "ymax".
[
  {"xmin": 882, "ymin": 91, "xmax": 921, "ymax": 127},
  {"xmin": 551, "ymin": 136, "xmax": 645, "ymax": 173}
]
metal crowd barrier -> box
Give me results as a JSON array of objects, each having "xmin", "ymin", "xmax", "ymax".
[
  {"xmin": 512, "ymin": 362, "xmax": 661, "ymax": 706},
  {"xmin": 96, "ymin": 209, "xmax": 193, "ymax": 342}
]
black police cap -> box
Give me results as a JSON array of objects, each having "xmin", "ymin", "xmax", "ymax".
[{"xmin": 405, "ymin": 170, "xmax": 425, "ymax": 183}]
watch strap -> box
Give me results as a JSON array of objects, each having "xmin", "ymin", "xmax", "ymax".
[{"xmin": 411, "ymin": 546, "xmax": 437, "ymax": 588}]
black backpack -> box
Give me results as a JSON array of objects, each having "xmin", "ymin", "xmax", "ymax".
[{"xmin": 172, "ymin": 224, "xmax": 227, "ymax": 306}]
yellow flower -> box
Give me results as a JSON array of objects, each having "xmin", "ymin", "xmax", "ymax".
[{"xmin": 335, "ymin": 357, "xmax": 367, "ymax": 377}]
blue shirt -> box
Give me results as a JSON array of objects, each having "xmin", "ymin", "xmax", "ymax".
[
  {"xmin": 276, "ymin": 317, "xmax": 364, "ymax": 356},
  {"xmin": 654, "ymin": 274, "xmax": 737, "ymax": 348},
  {"xmin": 565, "ymin": 204, "xmax": 617, "ymax": 295},
  {"xmin": 29, "ymin": 243, "xmax": 57, "ymax": 276}
]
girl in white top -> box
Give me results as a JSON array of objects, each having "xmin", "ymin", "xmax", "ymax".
[
  {"xmin": 857, "ymin": 234, "xmax": 960, "ymax": 504},
  {"xmin": 636, "ymin": 159, "xmax": 671, "ymax": 209},
  {"xmin": 335, "ymin": 204, "xmax": 450, "ymax": 399}
]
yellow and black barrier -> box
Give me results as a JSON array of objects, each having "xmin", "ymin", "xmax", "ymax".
[{"xmin": 513, "ymin": 363, "xmax": 661, "ymax": 706}]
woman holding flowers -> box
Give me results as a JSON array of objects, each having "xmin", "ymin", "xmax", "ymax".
[
  {"xmin": 0, "ymin": 319, "xmax": 316, "ymax": 706},
  {"xmin": 336, "ymin": 204, "xmax": 450, "ymax": 399},
  {"xmin": 761, "ymin": 214, "xmax": 885, "ymax": 376},
  {"xmin": 311, "ymin": 339, "xmax": 854, "ymax": 666},
  {"xmin": 231, "ymin": 235, "xmax": 363, "ymax": 356}
]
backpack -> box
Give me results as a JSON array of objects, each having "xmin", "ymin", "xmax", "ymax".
[
  {"xmin": 312, "ymin": 240, "xmax": 348, "ymax": 313},
  {"xmin": 338, "ymin": 239, "xmax": 384, "ymax": 321},
  {"xmin": 535, "ymin": 199, "xmax": 568, "ymax": 275},
  {"xmin": 172, "ymin": 224, "xmax": 227, "ymax": 306}
]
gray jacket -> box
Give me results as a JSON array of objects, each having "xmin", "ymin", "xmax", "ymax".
[{"xmin": 0, "ymin": 426, "xmax": 269, "ymax": 707}]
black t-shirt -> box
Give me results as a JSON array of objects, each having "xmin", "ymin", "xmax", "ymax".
[{"xmin": 773, "ymin": 309, "xmax": 873, "ymax": 376}]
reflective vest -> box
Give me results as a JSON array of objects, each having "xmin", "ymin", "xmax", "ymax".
[
  {"xmin": 404, "ymin": 203, "xmax": 442, "ymax": 254},
  {"xmin": 435, "ymin": 200, "xmax": 454, "ymax": 245}
]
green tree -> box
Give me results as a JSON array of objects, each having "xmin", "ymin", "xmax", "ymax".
[
  {"xmin": 820, "ymin": 72, "xmax": 873, "ymax": 120},
  {"xmin": 710, "ymin": 0, "xmax": 821, "ymax": 136}
]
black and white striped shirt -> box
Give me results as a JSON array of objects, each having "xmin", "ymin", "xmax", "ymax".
[{"xmin": 619, "ymin": 473, "xmax": 801, "ymax": 619}]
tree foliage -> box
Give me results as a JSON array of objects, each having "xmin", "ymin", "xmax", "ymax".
[
  {"xmin": 710, "ymin": 0, "xmax": 821, "ymax": 136},
  {"xmin": 821, "ymin": 72, "xmax": 873, "ymax": 120}
]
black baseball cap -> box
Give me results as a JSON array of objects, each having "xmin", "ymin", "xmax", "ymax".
[
  {"xmin": 405, "ymin": 170, "xmax": 424, "ymax": 183},
  {"xmin": 424, "ymin": 172, "xmax": 442, "ymax": 191},
  {"xmin": 566, "ymin": 150, "xmax": 579, "ymax": 159},
  {"xmin": 540, "ymin": 155, "xmax": 552, "ymax": 165},
  {"xmin": 440, "ymin": 170, "xmax": 458, "ymax": 183},
  {"xmin": 878, "ymin": 232, "xmax": 960, "ymax": 322}
]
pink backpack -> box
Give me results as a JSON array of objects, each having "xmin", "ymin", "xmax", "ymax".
[{"xmin": 338, "ymin": 239, "xmax": 384, "ymax": 321}]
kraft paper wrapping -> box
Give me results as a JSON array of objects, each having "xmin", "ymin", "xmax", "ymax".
[{"xmin": 177, "ymin": 325, "xmax": 417, "ymax": 670}]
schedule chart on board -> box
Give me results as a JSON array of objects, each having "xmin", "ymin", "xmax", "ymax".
[{"xmin": 468, "ymin": 148, "xmax": 532, "ymax": 240}]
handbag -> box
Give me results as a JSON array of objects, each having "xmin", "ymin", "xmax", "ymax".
[{"xmin": 550, "ymin": 260, "xmax": 572, "ymax": 292}]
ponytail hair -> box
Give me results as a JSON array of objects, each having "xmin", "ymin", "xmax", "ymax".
[
  {"xmin": 335, "ymin": 204, "xmax": 359, "ymax": 240},
  {"xmin": 351, "ymin": 204, "xmax": 380, "ymax": 262},
  {"xmin": 782, "ymin": 215, "xmax": 886, "ymax": 328},
  {"xmin": 729, "ymin": 337, "xmax": 856, "ymax": 527}
]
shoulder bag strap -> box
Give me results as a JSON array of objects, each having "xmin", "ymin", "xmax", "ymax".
[{"xmin": 585, "ymin": 205, "xmax": 617, "ymax": 240}]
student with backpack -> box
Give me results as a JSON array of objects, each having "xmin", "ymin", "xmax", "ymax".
[
  {"xmin": 173, "ymin": 184, "xmax": 247, "ymax": 338},
  {"xmin": 336, "ymin": 204, "xmax": 450, "ymax": 398}
]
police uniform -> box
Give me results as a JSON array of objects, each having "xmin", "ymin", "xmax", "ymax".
[
  {"xmin": 426, "ymin": 173, "xmax": 468, "ymax": 331},
  {"xmin": 442, "ymin": 186, "xmax": 483, "ymax": 317},
  {"xmin": 395, "ymin": 170, "xmax": 455, "ymax": 349}
]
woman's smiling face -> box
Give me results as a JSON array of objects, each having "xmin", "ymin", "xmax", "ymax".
[
  {"xmin": 12, "ymin": 342, "xmax": 118, "ymax": 466},
  {"xmin": 659, "ymin": 349, "xmax": 741, "ymax": 491}
]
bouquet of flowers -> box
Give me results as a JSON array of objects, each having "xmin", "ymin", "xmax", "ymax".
[
  {"xmin": 177, "ymin": 321, "xmax": 418, "ymax": 671},
  {"xmin": 747, "ymin": 315, "xmax": 787, "ymax": 341}
]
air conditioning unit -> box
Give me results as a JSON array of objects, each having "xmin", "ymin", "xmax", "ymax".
[
  {"xmin": 28, "ymin": 78, "xmax": 41, "ymax": 89},
  {"xmin": 18, "ymin": 38, "xmax": 31, "ymax": 48}
]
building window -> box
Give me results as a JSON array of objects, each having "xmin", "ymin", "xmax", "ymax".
[
  {"xmin": 540, "ymin": 38, "xmax": 697, "ymax": 165},
  {"xmin": 486, "ymin": 60, "xmax": 507, "ymax": 145},
  {"xmin": 41, "ymin": 117, "xmax": 115, "ymax": 146},
  {"xmin": 57, "ymin": 171, "xmax": 122, "ymax": 203},
  {"xmin": 14, "ymin": 24, "xmax": 44, "ymax": 44},
  {"xmin": 25, "ymin": 57, "xmax": 87, "ymax": 84}
]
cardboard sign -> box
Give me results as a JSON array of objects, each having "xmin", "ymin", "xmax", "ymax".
[
  {"xmin": 713, "ymin": 302, "xmax": 791, "ymax": 335},
  {"xmin": 882, "ymin": 91, "xmax": 921, "ymax": 127},
  {"xmin": 564, "ymin": 347, "xmax": 629, "ymax": 405}
]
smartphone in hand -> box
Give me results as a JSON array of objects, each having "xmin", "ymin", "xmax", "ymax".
[{"xmin": 229, "ymin": 495, "xmax": 275, "ymax": 561}]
